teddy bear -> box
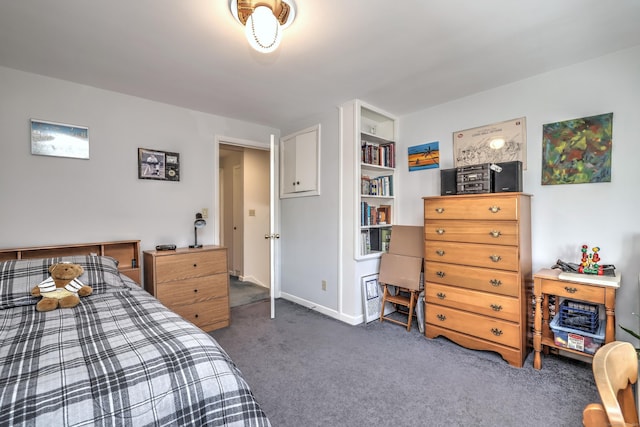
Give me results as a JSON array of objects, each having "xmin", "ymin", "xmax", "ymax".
[{"xmin": 30, "ymin": 262, "xmax": 93, "ymax": 312}]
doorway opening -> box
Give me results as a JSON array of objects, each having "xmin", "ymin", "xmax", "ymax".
[{"xmin": 219, "ymin": 143, "xmax": 271, "ymax": 308}]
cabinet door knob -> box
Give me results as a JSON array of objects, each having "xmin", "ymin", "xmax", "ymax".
[
  {"xmin": 490, "ymin": 279, "xmax": 502, "ymax": 287},
  {"xmin": 194, "ymin": 314, "xmax": 199, "ymax": 318},
  {"xmin": 436, "ymin": 228, "xmax": 445, "ymax": 235},
  {"xmin": 489, "ymin": 255, "xmax": 502, "ymax": 262},
  {"xmin": 193, "ymin": 263, "xmax": 197, "ymax": 268},
  {"xmin": 564, "ymin": 286, "xmax": 578, "ymax": 294},
  {"xmin": 436, "ymin": 271, "xmax": 445, "ymax": 278},
  {"xmin": 489, "ymin": 230, "xmax": 501, "ymax": 238},
  {"xmin": 490, "ymin": 304, "xmax": 503, "ymax": 311},
  {"xmin": 437, "ymin": 314, "xmax": 446, "ymax": 321},
  {"xmin": 436, "ymin": 292, "xmax": 446, "ymax": 299},
  {"xmin": 435, "ymin": 208, "xmax": 445, "ymax": 214},
  {"xmin": 491, "ymin": 327, "xmax": 503, "ymax": 336},
  {"xmin": 436, "ymin": 250, "xmax": 445, "ymax": 256},
  {"xmin": 488, "ymin": 206, "xmax": 501, "ymax": 213},
  {"xmin": 194, "ymin": 289, "xmax": 198, "ymax": 293}
]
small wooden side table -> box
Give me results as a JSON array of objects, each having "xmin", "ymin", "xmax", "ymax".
[{"xmin": 533, "ymin": 268, "xmax": 619, "ymax": 369}]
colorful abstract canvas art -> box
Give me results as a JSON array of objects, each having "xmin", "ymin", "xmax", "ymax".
[
  {"xmin": 408, "ymin": 141, "xmax": 440, "ymax": 171},
  {"xmin": 541, "ymin": 113, "xmax": 613, "ymax": 185}
]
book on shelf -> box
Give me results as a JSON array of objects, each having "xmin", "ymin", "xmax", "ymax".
[
  {"xmin": 361, "ymin": 140, "xmax": 396, "ymax": 168},
  {"xmin": 360, "ymin": 230, "xmax": 371, "ymax": 255},
  {"xmin": 380, "ymin": 228, "xmax": 392, "ymax": 253},
  {"xmin": 378, "ymin": 205, "xmax": 391, "ymax": 224},
  {"xmin": 370, "ymin": 228, "xmax": 381, "ymax": 252}
]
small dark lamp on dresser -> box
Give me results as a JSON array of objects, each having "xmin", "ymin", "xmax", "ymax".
[{"xmin": 143, "ymin": 245, "xmax": 230, "ymax": 332}]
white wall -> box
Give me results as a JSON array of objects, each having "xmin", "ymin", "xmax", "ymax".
[
  {"xmin": 0, "ymin": 66, "xmax": 279, "ymax": 253},
  {"xmin": 278, "ymin": 110, "xmax": 341, "ymax": 314},
  {"xmin": 396, "ymin": 45, "xmax": 640, "ymax": 336}
]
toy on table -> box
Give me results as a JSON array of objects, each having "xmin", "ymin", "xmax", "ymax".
[{"xmin": 578, "ymin": 245, "xmax": 605, "ymax": 275}]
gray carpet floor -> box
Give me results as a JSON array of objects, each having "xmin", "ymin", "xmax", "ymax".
[
  {"xmin": 211, "ymin": 299, "xmax": 600, "ymax": 427},
  {"xmin": 229, "ymin": 276, "xmax": 269, "ymax": 307}
]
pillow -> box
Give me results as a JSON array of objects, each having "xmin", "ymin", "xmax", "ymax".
[{"xmin": 0, "ymin": 255, "xmax": 126, "ymax": 309}]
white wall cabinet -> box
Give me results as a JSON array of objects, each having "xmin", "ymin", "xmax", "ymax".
[{"xmin": 280, "ymin": 124, "xmax": 320, "ymax": 198}]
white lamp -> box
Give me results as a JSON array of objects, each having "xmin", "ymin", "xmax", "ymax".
[{"xmin": 230, "ymin": 0, "xmax": 296, "ymax": 53}]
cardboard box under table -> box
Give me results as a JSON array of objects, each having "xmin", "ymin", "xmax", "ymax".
[{"xmin": 378, "ymin": 225, "xmax": 424, "ymax": 331}]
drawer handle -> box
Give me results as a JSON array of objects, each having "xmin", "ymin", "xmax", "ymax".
[
  {"xmin": 436, "ymin": 228, "xmax": 445, "ymax": 235},
  {"xmin": 489, "ymin": 255, "xmax": 502, "ymax": 262},
  {"xmin": 490, "ymin": 304, "xmax": 503, "ymax": 312},
  {"xmin": 489, "ymin": 230, "xmax": 502, "ymax": 238},
  {"xmin": 193, "ymin": 264, "xmax": 197, "ymax": 268},
  {"xmin": 194, "ymin": 314, "xmax": 199, "ymax": 318},
  {"xmin": 435, "ymin": 207, "xmax": 445, "ymax": 214},
  {"xmin": 490, "ymin": 279, "xmax": 502, "ymax": 287},
  {"xmin": 437, "ymin": 314, "xmax": 446, "ymax": 321},
  {"xmin": 436, "ymin": 250, "xmax": 445, "ymax": 256},
  {"xmin": 491, "ymin": 327, "xmax": 503, "ymax": 336},
  {"xmin": 436, "ymin": 292, "xmax": 446, "ymax": 299},
  {"xmin": 564, "ymin": 286, "xmax": 578, "ymax": 294},
  {"xmin": 194, "ymin": 289, "xmax": 198, "ymax": 293},
  {"xmin": 436, "ymin": 271, "xmax": 446, "ymax": 278},
  {"xmin": 488, "ymin": 206, "xmax": 501, "ymax": 213}
]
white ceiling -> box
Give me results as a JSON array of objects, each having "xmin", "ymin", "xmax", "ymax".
[{"xmin": 1, "ymin": 1, "xmax": 640, "ymax": 128}]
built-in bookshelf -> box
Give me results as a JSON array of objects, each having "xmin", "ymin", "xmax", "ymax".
[{"xmin": 358, "ymin": 104, "xmax": 397, "ymax": 259}]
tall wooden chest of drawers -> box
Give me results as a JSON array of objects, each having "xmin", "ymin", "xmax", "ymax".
[
  {"xmin": 423, "ymin": 193, "xmax": 532, "ymax": 367},
  {"xmin": 143, "ymin": 246, "xmax": 230, "ymax": 332}
]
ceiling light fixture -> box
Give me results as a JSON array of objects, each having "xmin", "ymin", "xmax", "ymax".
[{"xmin": 229, "ymin": 0, "xmax": 296, "ymax": 53}]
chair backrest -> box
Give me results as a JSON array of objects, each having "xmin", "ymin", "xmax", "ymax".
[{"xmin": 583, "ymin": 341, "xmax": 639, "ymax": 427}]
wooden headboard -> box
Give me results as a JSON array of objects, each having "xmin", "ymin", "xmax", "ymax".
[{"xmin": 0, "ymin": 240, "xmax": 141, "ymax": 283}]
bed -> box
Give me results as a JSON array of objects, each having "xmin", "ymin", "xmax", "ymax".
[{"xmin": 0, "ymin": 241, "xmax": 271, "ymax": 426}]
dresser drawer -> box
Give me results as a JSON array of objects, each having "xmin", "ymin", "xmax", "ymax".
[
  {"xmin": 425, "ymin": 220, "xmax": 518, "ymax": 245},
  {"xmin": 170, "ymin": 298, "xmax": 230, "ymax": 331},
  {"xmin": 425, "ymin": 262, "xmax": 519, "ymax": 297},
  {"xmin": 426, "ymin": 283, "xmax": 520, "ymax": 322},
  {"xmin": 424, "ymin": 195, "xmax": 520, "ymax": 221},
  {"xmin": 155, "ymin": 251, "xmax": 226, "ymax": 282},
  {"xmin": 540, "ymin": 278, "xmax": 606, "ymax": 303},
  {"xmin": 424, "ymin": 241, "xmax": 519, "ymax": 271},
  {"xmin": 426, "ymin": 304, "xmax": 520, "ymax": 348},
  {"xmin": 156, "ymin": 274, "xmax": 228, "ymax": 306}
]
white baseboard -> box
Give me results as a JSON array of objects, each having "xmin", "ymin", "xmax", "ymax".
[{"xmin": 280, "ymin": 292, "xmax": 363, "ymax": 325}]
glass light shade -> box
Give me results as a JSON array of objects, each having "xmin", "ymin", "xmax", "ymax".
[{"xmin": 245, "ymin": 6, "xmax": 282, "ymax": 53}]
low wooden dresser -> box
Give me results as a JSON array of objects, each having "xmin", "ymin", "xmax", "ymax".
[
  {"xmin": 423, "ymin": 193, "xmax": 532, "ymax": 367},
  {"xmin": 143, "ymin": 245, "xmax": 230, "ymax": 332}
]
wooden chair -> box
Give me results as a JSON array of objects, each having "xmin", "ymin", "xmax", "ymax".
[
  {"xmin": 582, "ymin": 341, "xmax": 639, "ymax": 427},
  {"xmin": 379, "ymin": 283, "xmax": 419, "ymax": 331}
]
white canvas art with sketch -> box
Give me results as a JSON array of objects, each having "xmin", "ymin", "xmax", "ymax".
[{"xmin": 453, "ymin": 117, "xmax": 526, "ymax": 169}]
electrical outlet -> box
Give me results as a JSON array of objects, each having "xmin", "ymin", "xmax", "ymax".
[
  {"xmin": 321, "ymin": 280, "xmax": 327, "ymax": 291},
  {"xmin": 201, "ymin": 208, "xmax": 208, "ymax": 218}
]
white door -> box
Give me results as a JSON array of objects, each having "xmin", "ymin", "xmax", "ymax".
[
  {"xmin": 268, "ymin": 135, "xmax": 277, "ymax": 318},
  {"xmin": 232, "ymin": 165, "xmax": 242, "ymax": 276}
]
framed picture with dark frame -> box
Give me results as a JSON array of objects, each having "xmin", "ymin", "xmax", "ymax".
[{"xmin": 138, "ymin": 148, "xmax": 180, "ymax": 181}]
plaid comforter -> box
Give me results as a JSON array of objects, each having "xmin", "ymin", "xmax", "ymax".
[{"xmin": 0, "ymin": 256, "xmax": 270, "ymax": 426}]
